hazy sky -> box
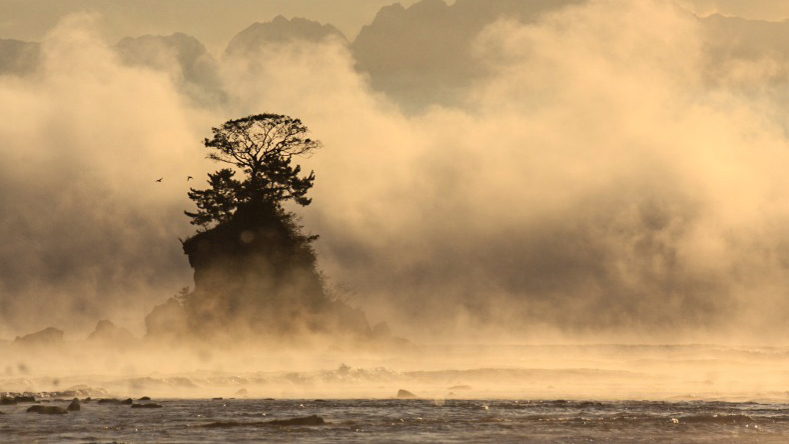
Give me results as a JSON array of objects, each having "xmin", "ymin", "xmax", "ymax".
[
  {"xmin": 4, "ymin": 0, "xmax": 789, "ymax": 342},
  {"xmin": 679, "ymin": 0, "xmax": 789, "ymax": 20}
]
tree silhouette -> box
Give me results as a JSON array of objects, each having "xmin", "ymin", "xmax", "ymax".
[{"xmin": 185, "ymin": 114, "xmax": 320, "ymax": 228}]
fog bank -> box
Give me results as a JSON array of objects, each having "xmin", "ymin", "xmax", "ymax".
[{"xmin": 3, "ymin": 1, "xmax": 789, "ymax": 343}]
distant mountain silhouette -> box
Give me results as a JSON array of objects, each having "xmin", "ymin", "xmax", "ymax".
[
  {"xmin": 0, "ymin": 38, "xmax": 40, "ymax": 76},
  {"xmin": 701, "ymin": 14, "xmax": 789, "ymax": 84},
  {"xmin": 115, "ymin": 32, "xmax": 225, "ymax": 105},
  {"xmin": 224, "ymin": 15, "xmax": 347, "ymax": 58},
  {"xmin": 350, "ymin": 0, "xmax": 584, "ymax": 111}
]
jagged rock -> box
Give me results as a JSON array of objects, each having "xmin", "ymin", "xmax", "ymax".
[
  {"xmin": 115, "ymin": 33, "xmax": 224, "ymax": 105},
  {"xmin": 27, "ymin": 405, "xmax": 67, "ymax": 414},
  {"xmin": 131, "ymin": 403, "xmax": 162, "ymax": 409},
  {"xmin": 225, "ymin": 15, "xmax": 346, "ymax": 57},
  {"xmin": 397, "ymin": 389, "xmax": 418, "ymax": 399},
  {"xmin": 267, "ymin": 415, "xmax": 325, "ymax": 426},
  {"xmin": 180, "ymin": 202, "xmax": 371, "ymax": 339},
  {"xmin": 87, "ymin": 320, "xmax": 136, "ymax": 344},
  {"xmin": 145, "ymin": 298, "xmax": 188, "ymax": 339},
  {"xmin": 0, "ymin": 38, "xmax": 40, "ymax": 75},
  {"xmin": 353, "ymin": 0, "xmax": 586, "ymax": 110},
  {"xmin": 13, "ymin": 327, "xmax": 63, "ymax": 347},
  {"xmin": 372, "ymin": 321, "xmax": 392, "ymax": 339},
  {"xmin": 98, "ymin": 398, "xmax": 133, "ymax": 405},
  {"xmin": 67, "ymin": 398, "xmax": 80, "ymax": 411}
]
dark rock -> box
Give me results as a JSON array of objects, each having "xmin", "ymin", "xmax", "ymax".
[
  {"xmin": 144, "ymin": 298, "xmax": 188, "ymax": 339},
  {"xmin": 131, "ymin": 403, "xmax": 163, "ymax": 409},
  {"xmin": 27, "ymin": 405, "xmax": 67, "ymax": 414},
  {"xmin": 87, "ymin": 320, "xmax": 136, "ymax": 344},
  {"xmin": 0, "ymin": 396, "xmax": 16, "ymax": 405},
  {"xmin": 397, "ymin": 389, "xmax": 418, "ymax": 399},
  {"xmin": 267, "ymin": 415, "xmax": 325, "ymax": 426},
  {"xmin": 0, "ymin": 38, "xmax": 40, "ymax": 75},
  {"xmin": 67, "ymin": 398, "xmax": 80, "ymax": 411},
  {"xmin": 180, "ymin": 201, "xmax": 372, "ymax": 339},
  {"xmin": 12, "ymin": 327, "xmax": 63, "ymax": 347},
  {"xmin": 115, "ymin": 33, "xmax": 224, "ymax": 105},
  {"xmin": 138, "ymin": 396, "xmax": 151, "ymax": 401},
  {"xmin": 351, "ymin": 0, "xmax": 583, "ymax": 111},
  {"xmin": 372, "ymin": 321, "xmax": 392, "ymax": 338},
  {"xmin": 98, "ymin": 398, "xmax": 133, "ymax": 405}
]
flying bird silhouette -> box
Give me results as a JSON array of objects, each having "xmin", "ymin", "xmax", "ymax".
[
  {"xmin": 155, "ymin": 178, "xmax": 163, "ymax": 182},
  {"xmin": 187, "ymin": 176, "xmax": 193, "ymax": 181}
]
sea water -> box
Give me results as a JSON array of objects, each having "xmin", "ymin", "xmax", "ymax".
[
  {"xmin": 4, "ymin": 343, "xmax": 789, "ymax": 442},
  {"xmin": 3, "ymin": 398, "xmax": 789, "ymax": 443}
]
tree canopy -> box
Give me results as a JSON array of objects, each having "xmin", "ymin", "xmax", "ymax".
[{"xmin": 185, "ymin": 114, "xmax": 320, "ymax": 228}]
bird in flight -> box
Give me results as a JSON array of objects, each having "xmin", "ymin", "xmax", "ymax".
[
  {"xmin": 156, "ymin": 178, "xmax": 163, "ymax": 182},
  {"xmin": 187, "ymin": 176, "xmax": 193, "ymax": 181}
]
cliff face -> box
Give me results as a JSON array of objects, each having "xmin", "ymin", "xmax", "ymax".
[{"xmin": 180, "ymin": 203, "xmax": 369, "ymax": 339}]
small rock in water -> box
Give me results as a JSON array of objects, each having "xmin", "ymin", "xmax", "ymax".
[
  {"xmin": 397, "ymin": 389, "xmax": 418, "ymax": 399},
  {"xmin": 27, "ymin": 405, "xmax": 68, "ymax": 415},
  {"xmin": 67, "ymin": 398, "xmax": 80, "ymax": 411},
  {"xmin": 267, "ymin": 415, "xmax": 325, "ymax": 426},
  {"xmin": 98, "ymin": 398, "xmax": 133, "ymax": 405},
  {"xmin": 131, "ymin": 403, "xmax": 163, "ymax": 409}
]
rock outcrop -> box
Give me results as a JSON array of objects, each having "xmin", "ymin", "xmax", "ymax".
[
  {"xmin": 12, "ymin": 327, "xmax": 64, "ymax": 348},
  {"xmin": 87, "ymin": 320, "xmax": 136, "ymax": 345},
  {"xmin": 67, "ymin": 398, "xmax": 80, "ymax": 411},
  {"xmin": 27, "ymin": 405, "xmax": 67, "ymax": 414},
  {"xmin": 115, "ymin": 32, "xmax": 224, "ymax": 105},
  {"xmin": 397, "ymin": 389, "xmax": 418, "ymax": 399},
  {"xmin": 0, "ymin": 38, "xmax": 40, "ymax": 75},
  {"xmin": 178, "ymin": 202, "xmax": 370, "ymax": 340}
]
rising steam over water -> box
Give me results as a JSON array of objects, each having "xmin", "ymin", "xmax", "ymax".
[
  {"xmin": 2, "ymin": 0, "xmax": 789, "ymax": 342},
  {"xmin": 5, "ymin": 2, "xmax": 789, "ymax": 442},
  {"xmin": 4, "ymin": 343, "xmax": 789, "ymax": 442}
]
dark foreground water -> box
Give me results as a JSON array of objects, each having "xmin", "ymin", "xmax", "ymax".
[{"xmin": 3, "ymin": 398, "xmax": 789, "ymax": 443}]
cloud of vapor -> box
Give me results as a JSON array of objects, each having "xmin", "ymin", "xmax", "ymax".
[
  {"xmin": 5, "ymin": 1, "xmax": 789, "ymax": 344},
  {"xmin": 216, "ymin": 0, "xmax": 789, "ymax": 342},
  {"xmin": 0, "ymin": 14, "xmax": 212, "ymax": 337}
]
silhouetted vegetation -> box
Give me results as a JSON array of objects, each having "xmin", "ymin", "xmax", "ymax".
[
  {"xmin": 174, "ymin": 114, "xmax": 369, "ymax": 339},
  {"xmin": 185, "ymin": 114, "xmax": 319, "ymax": 228}
]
